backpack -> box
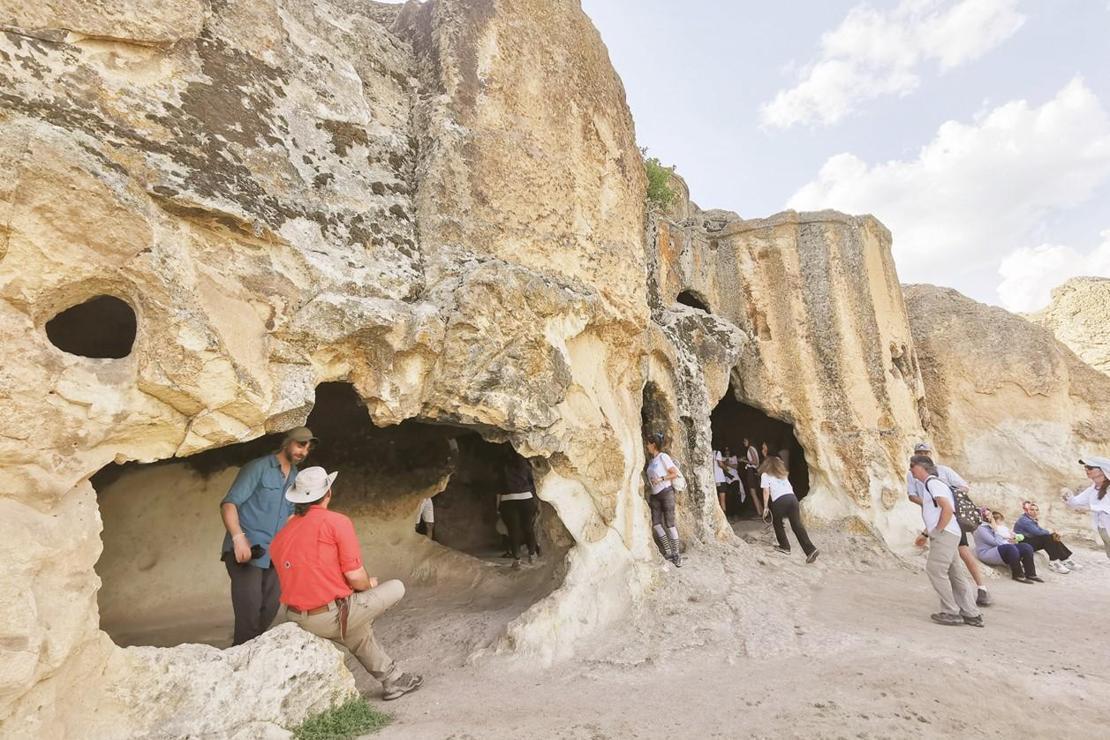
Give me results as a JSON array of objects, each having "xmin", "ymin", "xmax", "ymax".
[{"xmin": 926, "ymin": 475, "xmax": 981, "ymax": 533}]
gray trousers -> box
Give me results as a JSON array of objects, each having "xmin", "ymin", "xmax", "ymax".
[
  {"xmin": 225, "ymin": 557, "xmax": 281, "ymax": 645},
  {"xmin": 1100, "ymin": 527, "xmax": 1110, "ymax": 559},
  {"xmin": 926, "ymin": 529, "xmax": 980, "ymax": 618}
]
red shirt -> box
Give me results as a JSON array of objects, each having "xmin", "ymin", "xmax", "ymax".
[{"xmin": 270, "ymin": 506, "xmax": 363, "ymax": 611}]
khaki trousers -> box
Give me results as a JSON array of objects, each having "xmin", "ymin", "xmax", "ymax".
[
  {"xmin": 926, "ymin": 529, "xmax": 980, "ymax": 618},
  {"xmin": 286, "ymin": 580, "xmax": 405, "ymax": 683}
]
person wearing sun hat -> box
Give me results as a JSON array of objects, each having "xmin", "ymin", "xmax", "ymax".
[
  {"xmin": 1063, "ymin": 455, "xmax": 1110, "ymax": 559},
  {"xmin": 220, "ymin": 425, "xmax": 316, "ymax": 645},
  {"xmin": 269, "ymin": 466, "xmax": 423, "ymax": 701}
]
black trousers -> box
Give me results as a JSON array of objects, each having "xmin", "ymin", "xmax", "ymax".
[
  {"xmin": 500, "ymin": 497, "xmax": 538, "ymax": 559},
  {"xmin": 770, "ymin": 494, "xmax": 816, "ymax": 556},
  {"xmin": 224, "ymin": 556, "xmax": 281, "ymax": 646},
  {"xmin": 1021, "ymin": 533, "xmax": 1072, "ymax": 561}
]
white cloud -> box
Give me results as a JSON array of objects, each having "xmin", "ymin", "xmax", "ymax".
[
  {"xmin": 997, "ymin": 232, "xmax": 1110, "ymax": 312},
  {"xmin": 787, "ymin": 78, "xmax": 1110, "ymax": 301},
  {"xmin": 761, "ymin": 0, "xmax": 1025, "ymax": 128}
]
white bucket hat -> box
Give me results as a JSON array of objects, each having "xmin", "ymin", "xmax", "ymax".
[{"xmin": 285, "ymin": 466, "xmax": 338, "ymax": 504}]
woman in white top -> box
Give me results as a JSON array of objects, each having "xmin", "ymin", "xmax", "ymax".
[
  {"xmin": 1064, "ymin": 455, "xmax": 1110, "ymax": 559},
  {"xmin": 645, "ymin": 432, "xmax": 682, "ymax": 567},
  {"xmin": 761, "ymin": 455, "xmax": 819, "ymax": 563}
]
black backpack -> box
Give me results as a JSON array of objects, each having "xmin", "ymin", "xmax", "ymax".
[{"xmin": 926, "ymin": 475, "xmax": 981, "ymax": 533}]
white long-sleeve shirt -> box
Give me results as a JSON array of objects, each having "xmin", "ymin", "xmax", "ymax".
[{"xmin": 1066, "ymin": 484, "xmax": 1110, "ymax": 531}]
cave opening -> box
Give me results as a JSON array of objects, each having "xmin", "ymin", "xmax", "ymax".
[
  {"xmin": 675, "ymin": 289, "xmax": 711, "ymax": 312},
  {"xmin": 92, "ymin": 382, "xmax": 572, "ymax": 664},
  {"xmin": 710, "ymin": 385, "xmax": 810, "ymax": 520},
  {"xmin": 45, "ymin": 294, "xmax": 137, "ymax": 359}
]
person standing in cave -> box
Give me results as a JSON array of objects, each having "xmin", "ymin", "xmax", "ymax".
[
  {"xmin": 219, "ymin": 426, "xmax": 315, "ymax": 645},
  {"xmin": 499, "ymin": 452, "xmax": 540, "ymax": 568},
  {"xmin": 415, "ymin": 497, "xmax": 435, "ymax": 540},
  {"xmin": 906, "ymin": 442, "xmax": 992, "ymax": 607},
  {"xmin": 645, "ymin": 432, "xmax": 683, "ymax": 567},
  {"xmin": 761, "ymin": 454, "xmax": 819, "ymax": 563},
  {"xmin": 271, "ymin": 467, "xmax": 423, "ymax": 701},
  {"xmin": 714, "ymin": 446, "xmax": 731, "ymax": 515},
  {"xmin": 743, "ymin": 436, "xmax": 763, "ymax": 518}
]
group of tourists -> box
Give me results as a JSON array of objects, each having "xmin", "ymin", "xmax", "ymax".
[
  {"xmin": 647, "ymin": 433, "xmax": 819, "ymax": 566},
  {"xmin": 908, "ymin": 442, "xmax": 1105, "ymax": 628},
  {"xmin": 712, "ymin": 438, "xmax": 786, "ymax": 520}
]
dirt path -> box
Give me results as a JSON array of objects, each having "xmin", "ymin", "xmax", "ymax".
[{"xmin": 366, "ymin": 529, "xmax": 1110, "ymax": 739}]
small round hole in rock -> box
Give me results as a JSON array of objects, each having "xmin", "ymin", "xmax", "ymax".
[{"xmin": 45, "ymin": 295, "xmax": 137, "ymax": 359}]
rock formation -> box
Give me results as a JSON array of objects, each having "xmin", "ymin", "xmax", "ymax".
[
  {"xmin": 1028, "ymin": 276, "xmax": 1110, "ymax": 376},
  {"xmin": 2, "ymin": 0, "xmax": 1104, "ymax": 737},
  {"xmin": 905, "ymin": 284, "xmax": 1110, "ymax": 538}
]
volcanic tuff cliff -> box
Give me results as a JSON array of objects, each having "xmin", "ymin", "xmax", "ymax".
[
  {"xmin": 1, "ymin": 1, "xmax": 1104, "ymax": 737},
  {"xmin": 1028, "ymin": 276, "xmax": 1110, "ymax": 377}
]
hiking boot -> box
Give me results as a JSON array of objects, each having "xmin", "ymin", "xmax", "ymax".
[
  {"xmin": 930, "ymin": 612, "xmax": 964, "ymax": 626},
  {"xmin": 975, "ymin": 588, "xmax": 992, "ymax": 607},
  {"xmin": 806, "ymin": 549, "xmax": 820, "ymax": 564},
  {"xmin": 1049, "ymin": 560, "xmax": 1071, "ymax": 574},
  {"xmin": 773, "ymin": 545, "xmax": 791, "ymax": 555},
  {"xmin": 962, "ymin": 615, "xmax": 985, "ymax": 628},
  {"xmin": 382, "ymin": 672, "xmax": 423, "ymax": 701}
]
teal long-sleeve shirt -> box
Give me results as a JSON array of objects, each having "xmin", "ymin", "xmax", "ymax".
[{"xmin": 220, "ymin": 454, "xmax": 296, "ymax": 569}]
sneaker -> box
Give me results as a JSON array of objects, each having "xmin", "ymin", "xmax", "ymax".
[
  {"xmin": 671, "ymin": 552, "xmax": 683, "ymax": 568},
  {"xmin": 1026, "ymin": 575, "xmax": 1044, "ymax": 583},
  {"xmin": 962, "ymin": 615, "xmax": 985, "ymax": 628},
  {"xmin": 511, "ymin": 559, "xmax": 521, "ymax": 570},
  {"xmin": 773, "ymin": 545, "xmax": 791, "ymax": 555},
  {"xmin": 527, "ymin": 552, "xmax": 536, "ymax": 565},
  {"xmin": 975, "ymin": 588, "xmax": 992, "ymax": 607},
  {"xmin": 930, "ymin": 612, "xmax": 964, "ymax": 626},
  {"xmin": 1063, "ymin": 559, "xmax": 1081, "ymax": 571},
  {"xmin": 1049, "ymin": 560, "xmax": 1071, "ymax": 574},
  {"xmin": 382, "ymin": 672, "xmax": 423, "ymax": 701},
  {"xmin": 806, "ymin": 549, "xmax": 820, "ymax": 564}
]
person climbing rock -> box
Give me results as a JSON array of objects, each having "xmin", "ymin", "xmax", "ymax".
[
  {"xmin": 499, "ymin": 453, "xmax": 540, "ymax": 568},
  {"xmin": 910, "ymin": 455, "xmax": 983, "ymax": 627},
  {"xmin": 645, "ymin": 432, "xmax": 682, "ymax": 567},
  {"xmin": 219, "ymin": 426, "xmax": 314, "ymax": 645},
  {"xmin": 906, "ymin": 442, "xmax": 991, "ymax": 607},
  {"xmin": 1064, "ymin": 455, "xmax": 1110, "ymax": 559},
  {"xmin": 761, "ymin": 454, "xmax": 818, "ymax": 562},
  {"xmin": 271, "ymin": 466, "xmax": 423, "ymax": 701}
]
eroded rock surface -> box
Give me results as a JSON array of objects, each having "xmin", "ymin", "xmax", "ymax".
[{"xmin": 1028, "ymin": 276, "xmax": 1110, "ymax": 376}]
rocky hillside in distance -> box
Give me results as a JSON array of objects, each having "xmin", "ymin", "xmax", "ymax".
[{"xmin": 1027, "ymin": 276, "xmax": 1110, "ymax": 376}]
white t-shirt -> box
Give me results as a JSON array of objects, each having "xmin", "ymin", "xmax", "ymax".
[
  {"xmin": 726, "ymin": 455, "xmax": 741, "ymax": 483},
  {"xmin": 906, "ymin": 464, "xmax": 967, "ymax": 500},
  {"xmin": 713, "ymin": 451, "xmax": 728, "ymax": 484},
  {"xmin": 647, "ymin": 452, "xmax": 678, "ymax": 495},
  {"xmin": 921, "ymin": 478, "xmax": 961, "ymax": 536},
  {"xmin": 760, "ymin": 473, "xmax": 794, "ymax": 502},
  {"xmin": 1067, "ymin": 484, "xmax": 1110, "ymax": 531},
  {"xmin": 416, "ymin": 497, "xmax": 434, "ymax": 524},
  {"xmin": 994, "ymin": 523, "xmax": 1013, "ymax": 541}
]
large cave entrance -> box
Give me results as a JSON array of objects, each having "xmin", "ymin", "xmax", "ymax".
[
  {"xmin": 710, "ymin": 385, "xmax": 810, "ymax": 520},
  {"xmin": 93, "ymin": 383, "xmax": 572, "ymax": 668}
]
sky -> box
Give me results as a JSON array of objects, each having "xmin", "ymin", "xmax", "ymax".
[{"xmin": 578, "ymin": 0, "xmax": 1110, "ymax": 312}]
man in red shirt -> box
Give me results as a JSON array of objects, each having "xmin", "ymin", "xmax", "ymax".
[{"xmin": 270, "ymin": 466, "xmax": 423, "ymax": 701}]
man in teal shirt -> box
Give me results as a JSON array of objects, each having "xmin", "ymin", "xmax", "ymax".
[{"xmin": 220, "ymin": 426, "xmax": 315, "ymax": 645}]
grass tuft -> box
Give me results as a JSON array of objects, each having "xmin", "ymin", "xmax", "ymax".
[{"xmin": 292, "ymin": 698, "xmax": 391, "ymax": 740}]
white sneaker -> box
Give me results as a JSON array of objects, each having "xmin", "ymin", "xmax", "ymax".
[
  {"xmin": 1063, "ymin": 559, "xmax": 1081, "ymax": 570},
  {"xmin": 1049, "ymin": 561, "xmax": 1071, "ymax": 574}
]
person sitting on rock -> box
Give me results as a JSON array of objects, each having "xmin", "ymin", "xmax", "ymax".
[
  {"xmin": 973, "ymin": 507, "xmax": 1041, "ymax": 583},
  {"xmin": 906, "ymin": 442, "xmax": 991, "ymax": 607},
  {"xmin": 270, "ymin": 466, "xmax": 423, "ymax": 701},
  {"xmin": 1063, "ymin": 455, "xmax": 1110, "ymax": 560},
  {"xmin": 1015, "ymin": 500, "xmax": 1078, "ymax": 574}
]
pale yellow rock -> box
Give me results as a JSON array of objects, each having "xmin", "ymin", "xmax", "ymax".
[{"xmin": 1028, "ymin": 276, "xmax": 1110, "ymax": 376}]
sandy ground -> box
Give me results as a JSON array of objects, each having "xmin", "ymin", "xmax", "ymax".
[{"xmin": 362, "ymin": 520, "xmax": 1110, "ymax": 739}]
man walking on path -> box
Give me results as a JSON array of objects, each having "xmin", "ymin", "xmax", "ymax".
[
  {"xmin": 906, "ymin": 442, "xmax": 991, "ymax": 607},
  {"xmin": 220, "ymin": 426, "xmax": 314, "ymax": 645},
  {"xmin": 271, "ymin": 467, "xmax": 423, "ymax": 701},
  {"xmin": 910, "ymin": 455, "xmax": 984, "ymax": 627},
  {"xmin": 1015, "ymin": 501, "xmax": 1080, "ymax": 574}
]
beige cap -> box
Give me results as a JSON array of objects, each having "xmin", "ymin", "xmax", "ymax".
[{"xmin": 283, "ymin": 426, "xmax": 318, "ymax": 444}]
